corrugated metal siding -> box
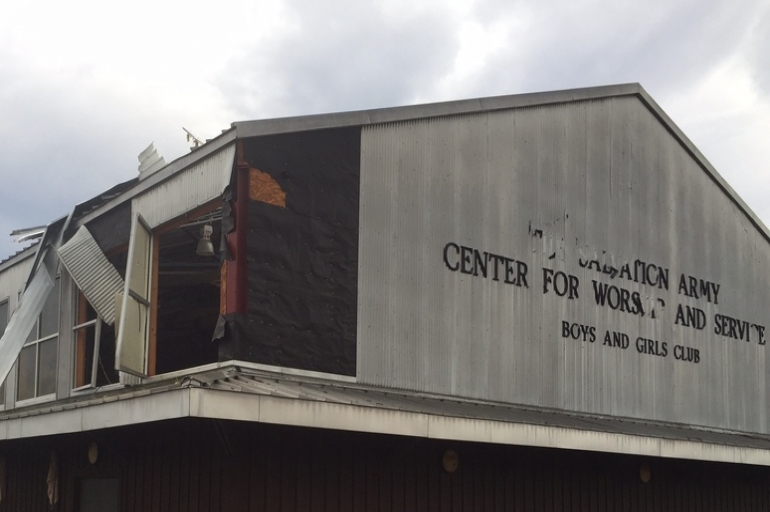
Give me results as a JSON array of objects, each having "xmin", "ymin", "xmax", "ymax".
[
  {"xmin": 357, "ymin": 97, "xmax": 770, "ymax": 434},
  {"xmin": 133, "ymin": 144, "xmax": 235, "ymax": 229},
  {"xmin": 57, "ymin": 226, "xmax": 124, "ymax": 325}
]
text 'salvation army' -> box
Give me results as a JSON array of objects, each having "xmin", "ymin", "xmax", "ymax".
[{"xmin": 443, "ymin": 242, "xmax": 767, "ymax": 365}]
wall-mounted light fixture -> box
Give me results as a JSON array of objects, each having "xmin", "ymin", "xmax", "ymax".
[
  {"xmin": 196, "ymin": 223, "xmax": 215, "ymax": 257},
  {"xmin": 88, "ymin": 441, "xmax": 99, "ymax": 465},
  {"xmin": 442, "ymin": 449, "xmax": 459, "ymax": 473},
  {"xmin": 639, "ymin": 463, "xmax": 651, "ymax": 483}
]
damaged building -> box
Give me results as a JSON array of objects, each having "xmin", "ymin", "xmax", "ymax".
[{"xmin": 0, "ymin": 83, "xmax": 769, "ymax": 510}]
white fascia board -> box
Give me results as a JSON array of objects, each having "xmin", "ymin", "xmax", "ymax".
[
  {"xmin": 0, "ymin": 389, "xmax": 190, "ymax": 440},
  {"xmin": 3, "ymin": 387, "xmax": 770, "ymax": 467},
  {"xmin": 190, "ymin": 389, "xmax": 770, "ymax": 467}
]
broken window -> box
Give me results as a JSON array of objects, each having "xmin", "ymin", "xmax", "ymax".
[
  {"xmin": 116, "ymin": 214, "xmax": 152, "ymax": 377},
  {"xmin": 17, "ymin": 277, "xmax": 59, "ymax": 401},
  {"xmin": 115, "ymin": 208, "xmax": 221, "ymax": 377},
  {"xmin": 73, "ymin": 294, "xmax": 117, "ymax": 389}
]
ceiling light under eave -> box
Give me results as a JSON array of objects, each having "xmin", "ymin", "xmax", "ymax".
[{"xmin": 196, "ymin": 223, "xmax": 215, "ymax": 257}]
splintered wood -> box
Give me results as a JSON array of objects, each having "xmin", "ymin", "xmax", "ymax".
[{"xmin": 249, "ymin": 168, "xmax": 286, "ymax": 207}]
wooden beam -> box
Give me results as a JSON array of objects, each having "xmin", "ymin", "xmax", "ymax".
[
  {"xmin": 148, "ymin": 232, "xmax": 160, "ymax": 377},
  {"xmin": 225, "ymin": 140, "xmax": 249, "ymax": 314},
  {"xmin": 75, "ymin": 293, "xmax": 88, "ymax": 388}
]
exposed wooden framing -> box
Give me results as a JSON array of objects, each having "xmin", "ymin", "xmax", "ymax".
[
  {"xmin": 147, "ymin": 233, "xmax": 159, "ymax": 377},
  {"xmin": 74, "ymin": 292, "xmax": 88, "ymax": 388},
  {"xmin": 225, "ymin": 140, "xmax": 249, "ymax": 315},
  {"xmin": 152, "ymin": 199, "xmax": 222, "ymax": 237}
]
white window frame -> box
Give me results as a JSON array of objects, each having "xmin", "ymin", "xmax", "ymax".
[
  {"xmin": 115, "ymin": 213, "xmax": 153, "ymax": 377},
  {"xmin": 72, "ymin": 315, "xmax": 103, "ymax": 391},
  {"xmin": 16, "ymin": 277, "xmax": 60, "ymax": 403},
  {"xmin": 0, "ymin": 299, "xmax": 9, "ymax": 408}
]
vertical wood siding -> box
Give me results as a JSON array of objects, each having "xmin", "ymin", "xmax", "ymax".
[{"xmin": 0, "ymin": 419, "xmax": 768, "ymax": 511}]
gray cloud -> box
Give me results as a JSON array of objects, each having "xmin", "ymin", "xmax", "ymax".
[
  {"xmin": 220, "ymin": 0, "xmax": 461, "ymax": 118},
  {"xmin": 0, "ymin": 53, "xmax": 201, "ymax": 259},
  {"xmin": 459, "ymin": 0, "xmax": 761, "ymax": 99},
  {"xmin": 747, "ymin": 8, "xmax": 770, "ymax": 94},
  {"xmin": 2, "ymin": 0, "xmax": 769, "ymax": 262}
]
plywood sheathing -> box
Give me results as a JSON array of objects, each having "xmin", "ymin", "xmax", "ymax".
[{"xmin": 249, "ymin": 168, "xmax": 286, "ymax": 207}]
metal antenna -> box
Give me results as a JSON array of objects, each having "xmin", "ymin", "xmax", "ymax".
[{"xmin": 183, "ymin": 127, "xmax": 204, "ymax": 149}]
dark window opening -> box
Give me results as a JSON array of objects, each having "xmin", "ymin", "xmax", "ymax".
[
  {"xmin": 156, "ymin": 212, "xmax": 221, "ymax": 373},
  {"xmin": 74, "ymin": 296, "xmax": 118, "ymax": 388}
]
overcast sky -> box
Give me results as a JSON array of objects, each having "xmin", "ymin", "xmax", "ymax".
[{"xmin": 1, "ymin": 0, "xmax": 769, "ymax": 260}]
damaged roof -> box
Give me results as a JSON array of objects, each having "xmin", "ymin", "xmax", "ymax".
[{"xmin": 59, "ymin": 82, "xmax": 768, "ymax": 247}]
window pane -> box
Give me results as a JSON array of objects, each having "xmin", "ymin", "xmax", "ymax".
[
  {"xmin": 40, "ymin": 278, "xmax": 60, "ymax": 337},
  {"xmin": 96, "ymin": 323, "xmax": 118, "ymax": 387},
  {"xmin": 117, "ymin": 297, "xmax": 147, "ymax": 375},
  {"xmin": 38, "ymin": 338, "xmax": 57, "ymax": 396},
  {"xmin": 128, "ymin": 221, "xmax": 151, "ymax": 298},
  {"xmin": 26, "ymin": 319, "xmax": 38, "ymax": 342},
  {"xmin": 0, "ymin": 301, "xmax": 8, "ymax": 332},
  {"xmin": 74, "ymin": 325, "xmax": 96, "ymax": 388},
  {"xmin": 0, "ymin": 301, "xmax": 7, "ymax": 402},
  {"xmin": 18, "ymin": 345, "xmax": 36, "ymax": 401}
]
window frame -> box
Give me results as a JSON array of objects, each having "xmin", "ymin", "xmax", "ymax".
[
  {"xmin": 16, "ymin": 277, "xmax": 60, "ymax": 403},
  {"xmin": 72, "ymin": 314, "xmax": 102, "ymax": 391},
  {"xmin": 115, "ymin": 213, "xmax": 154, "ymax": 377},
  {"xmin": 0, "ymin": 298, "xmax": 9, "ymax": 407}
]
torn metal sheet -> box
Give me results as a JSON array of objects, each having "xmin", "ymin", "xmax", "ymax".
[
  {"xmin": 132, "ymin": 144, "xmax": 235, "ymax": 229},
  {"xmin": 57, "ymin": 226, "xmax": 125, "ymax": 326},
  {"xmin": 10, "ymin": 226, "xmax": 46, "ymax": 243},
  {"xmin": 23, "ymin": 217, "xmax": 66, "ymax": 291},
  {"xmin": 0, "ymin": 262, "xmax": 54, "ymax": 386}
]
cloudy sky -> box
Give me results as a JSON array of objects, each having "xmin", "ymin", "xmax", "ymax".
[{"xmin": 1, "ymin": 0, "xmax": 769, "ymax": 259}]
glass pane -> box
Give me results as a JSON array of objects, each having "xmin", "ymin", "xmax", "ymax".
[
  {"xmin": 118, "ymin": 296, "xmax": 147, "ymax": 375},
  {"xmin": 0, "ymin": 300, "xmax": 7, "ymax": 402},
  {"xmin": 96, "ymin": 322, "xmax": 118, "ymax": 387},
  {"xmin": 117, "ymin": 214, "xmax": 153, "ymax": 378},
  {"xmin": 128, "ymin": 219, "xmax": 151, "ymax": 298},
  {"xmin": 0, "ymin": 301, "xmax": 8, "ymax": 333},
  {"xmin": 26, "ymin": 319, "xmax": 38, "ymax": 342},
  {"xmin": 38, "ymin": 338, "xmax": 57, "ymax": 396},
  {"xmin": 18, "ymin": 345, "xmax": 36, "ymax": 400},
  {"xmin": 76, "ymin": 293, "xmax": 98, "ymax": 325},
  {"xmin": 85, "ymin": 302, "xmax": 97, "ymax": 322},
  {"xmin": 74, "ymin": 325, "xmax": 95, "ymax": 388},
  {"xmin": 40, "ymin": 278, "xmax": 60, "ymax": 337}
]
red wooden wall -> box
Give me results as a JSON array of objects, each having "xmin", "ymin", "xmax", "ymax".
[{"xmin": 0, "ymin": 418, "xmax": 768, "ymax": 511}]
